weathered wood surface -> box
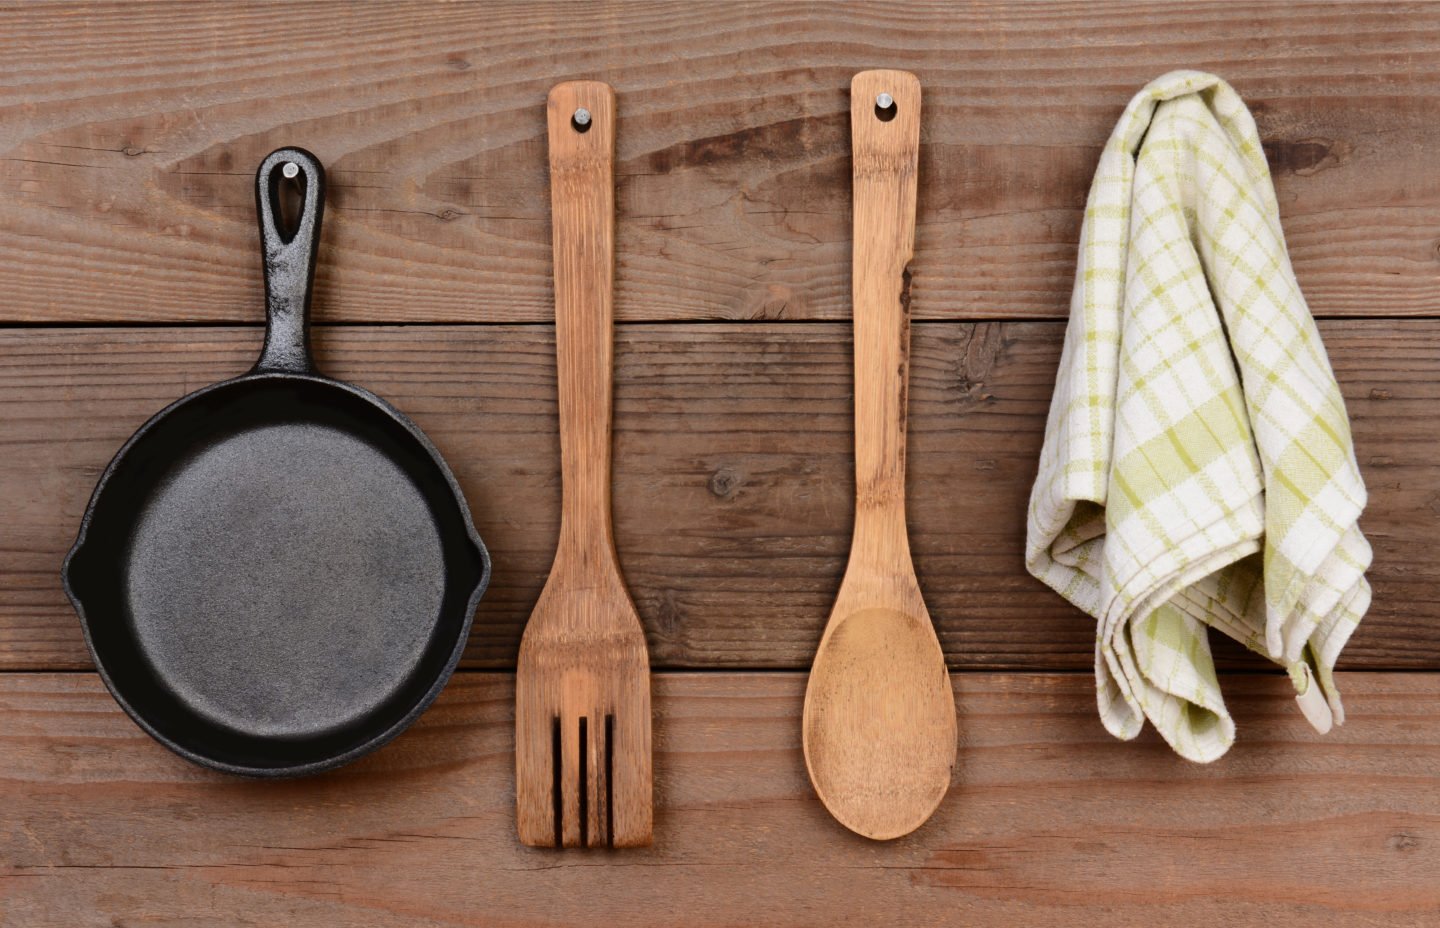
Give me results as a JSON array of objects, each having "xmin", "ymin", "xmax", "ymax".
[
  {"xmin": 1, "ymin": 671, "xmax": 1436, "ymax": 927},
  {"xmin": 1, "ymin": 320, "xmax": 1431, "ymax": 672},
  {"xmin": 3, "ymin": 1, "xmax": 1440, "ymax": 324},
  {"xmin": 4, "ymin": 2, "xmax": 1439, "ymax": 923}
]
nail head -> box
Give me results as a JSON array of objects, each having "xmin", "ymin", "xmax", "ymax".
[
  {"xmin": 876, "ymin": 92, "xmax": 894, "ymax": 110},
  {"xmin": 281, "ymin": 162, "xmax": 299, "ymax": 179},
  {"xmin": 573, "ymin": 107, "xmax": 592, "ymax": 127}
]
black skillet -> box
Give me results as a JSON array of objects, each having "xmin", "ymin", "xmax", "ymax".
[{"xmin": 62, "ymin": 147, "xmax": 489, "ymax": 776}]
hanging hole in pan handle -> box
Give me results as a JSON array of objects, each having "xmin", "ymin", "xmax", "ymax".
[
  {"xmin": 264, "ymin": 153, "xmax": 322, "ymax": 248},
  {"xmin": 272, "ymin": 161, "xmax": 308, "ymax": 243},
  {"xmin": 874, "ymin": 92, "xmax": 898, "ymax": 122},
  {"xmin": 258, "ymin": 147, "xmax": 325, "ymax": 256}
]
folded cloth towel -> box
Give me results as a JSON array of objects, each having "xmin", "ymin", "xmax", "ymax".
[{"xmin": 1026, "ymin": 70, "xmax": 1372, "ymax": 762}]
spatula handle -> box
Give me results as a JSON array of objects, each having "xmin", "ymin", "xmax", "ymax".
[
  {"xmin": 850, "ymin": 71, "xmax": 921, "ymax": 532},
  {"xmin": 548, "ymin": 81, "xmax": 618, "ymax": 547}
]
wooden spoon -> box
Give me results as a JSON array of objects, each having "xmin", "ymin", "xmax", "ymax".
[{"xmin": 802, "ymin": 70, "xmax": 956, "ymax": 841}]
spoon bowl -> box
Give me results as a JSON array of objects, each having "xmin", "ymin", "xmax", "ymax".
[{"xmin": 804, "ymin": 605, "xmax": 955, "ymax": 839}]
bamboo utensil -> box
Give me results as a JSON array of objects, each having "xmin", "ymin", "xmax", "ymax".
[
  {"xmin": 802, "ymin": 70, "xmax": 956, "ymax": 841},
  {"xmin": 516, "ymin": 81, "xmax": 654, "ymax": 849}
]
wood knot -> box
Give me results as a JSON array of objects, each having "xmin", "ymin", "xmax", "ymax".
[
  {"xmin": 121, "ymin": 144, "xmax": 145, "ymax": 158},
  {"xmin": 953, "ymin": 323, "xmax": 1003, "ymax": 409},
  {"xmin": 953, "ymin": 374, "xmax": 994, "ymax": 407},
  {"xmin": 1369, "ymin": 388, "xmax": 1392, "ymax": 401},
  {"xmin": 709, "ymin": 467, "xmax": 743, "ymax": 500},
  {"xmin": 436, "ymin": 207, "xmax": 464, "ymax": 222},
  {"xmin": 654, "ymin": 589, "xmax": 684, "ymax": 636},
  {"xmin": 1264, "ymin": 137, "xmax": 1347, "ymax": 177},
  {"xmin": 1388, "ymin": 832, "xmax": 1420, "ymax": 852},
  {"xmin": 748, "ymin": 284, "xmax": 797, "ymax": 320},
  {"xmin": 446, "ymin": 55, "xmax": 471, "ymax": 71}
]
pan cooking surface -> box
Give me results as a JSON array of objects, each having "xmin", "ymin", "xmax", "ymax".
[{"xmin": 126, "ymin": 420, "xmax": 444, "ymax": 740}]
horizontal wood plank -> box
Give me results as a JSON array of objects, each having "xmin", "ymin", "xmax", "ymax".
[
  {"xmin": 0, "ymin": 671, "xmax": 1436, "ymax": 926},
  {"xmin": 3, "ymin": 2, "xmax": 1440, "ymax": 323},
  {"xmin": 0, "ymin": 320, "xmax": 1432, "ymax": 671}
]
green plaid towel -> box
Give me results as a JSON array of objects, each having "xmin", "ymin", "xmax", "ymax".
[{"xmin": 1026, "ymin": 71, "xmax": 1372, "ymax": 762}]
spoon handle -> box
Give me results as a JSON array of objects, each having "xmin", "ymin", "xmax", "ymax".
[
  {"xmin": 850, "ymin": 70, "xmax": 921, "ymax": 541},
  {"xmin": 548, "ymin": 81, "xmax": 618, "ymax": 553}
]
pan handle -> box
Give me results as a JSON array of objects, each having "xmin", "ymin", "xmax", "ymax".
[{"xmin": 253, "ymin": 147, "xmax": 326, "ymax": 374}]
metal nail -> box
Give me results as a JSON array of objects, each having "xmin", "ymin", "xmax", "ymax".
[
  {"xmin": 876, "ymin": 92, "xmax": 894, "ymax": 110},
  {"xmin": 573, "ymin": 107, "xmax": 592, "ymax": 128},
  {"xmin": 281, "ymin": 162, "xmax": 299, "ymax": 179}
]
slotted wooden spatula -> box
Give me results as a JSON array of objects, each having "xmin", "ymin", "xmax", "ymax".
[
  {"xmin": 516, "ymin": 80, "xmax": 653, "ymax": 849},
  {"xmin": 802, "ymin": 70, "xmax": 956, "ymax": 841}
]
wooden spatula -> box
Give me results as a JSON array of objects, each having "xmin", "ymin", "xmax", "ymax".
[
  {"xmin": 802, "ymin": 70, "xmax": 956, "ymax": 841},
  {"xmin": 516, "ymin": 80, "xmax": 653, "ymax": 849}
]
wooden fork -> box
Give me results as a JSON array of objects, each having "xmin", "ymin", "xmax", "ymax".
[{"xmin": 515, "ymin": 80, "xmax": 653, "ymax": 849}]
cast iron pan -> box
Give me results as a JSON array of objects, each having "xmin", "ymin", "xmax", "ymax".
[{"xmin": 61, "ymin": 147, "xmax": 489, "ymax": 776}]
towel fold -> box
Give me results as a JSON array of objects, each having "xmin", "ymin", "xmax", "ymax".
[{"xmin": 1026, "ymin": 70, "xmax": 1372, "ymax": 762}]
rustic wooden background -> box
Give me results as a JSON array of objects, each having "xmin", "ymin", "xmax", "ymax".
[{"xmin": 3, "ymin": 2, "xmax": 1438, "ymax": 925}]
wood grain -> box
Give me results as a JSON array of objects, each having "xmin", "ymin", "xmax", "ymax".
[
  {"xmin": 3, "ymin": 2, "xmax": 1440, "ymax": 323},
  {"xmin": 1, "ymin": 671, "xmax": 1436, "ymax": 927},
  {"xmin": 804, "ymin": 70, "xmax": 955, "ymax": 842},
  {"xmin": 4, "ymin": 4, "xmax": 1438, "ymax": 922},
  {"xmin": 0, "ymin": 319, "xmax": 1433, "ymax": 673},
  {"xmin": 516, "ymin": 81, "xmax": 652, "ymax": 848}
]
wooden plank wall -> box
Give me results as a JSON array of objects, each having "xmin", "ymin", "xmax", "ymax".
[{"xmin": 1, "ymin": 2, "xmax": 1438, "ymax": 925}]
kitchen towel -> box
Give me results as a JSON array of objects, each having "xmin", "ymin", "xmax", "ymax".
[{"xmin": 1025, "ymin": 70, "xmax": 1372, "ymax": 762}]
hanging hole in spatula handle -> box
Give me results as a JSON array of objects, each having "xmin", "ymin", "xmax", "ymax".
[
  {"xmin": 873, "ymin": 92, "xmax": 898, "ymax": 122},
  {"xmin": 253, "ymin": 147, "xmax": 326, "ymax": 374}
]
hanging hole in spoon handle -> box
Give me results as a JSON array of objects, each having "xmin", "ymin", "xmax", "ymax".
[{"xmin": 253, "ymin": 146, "xmax": 326, "ymax": 375}]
